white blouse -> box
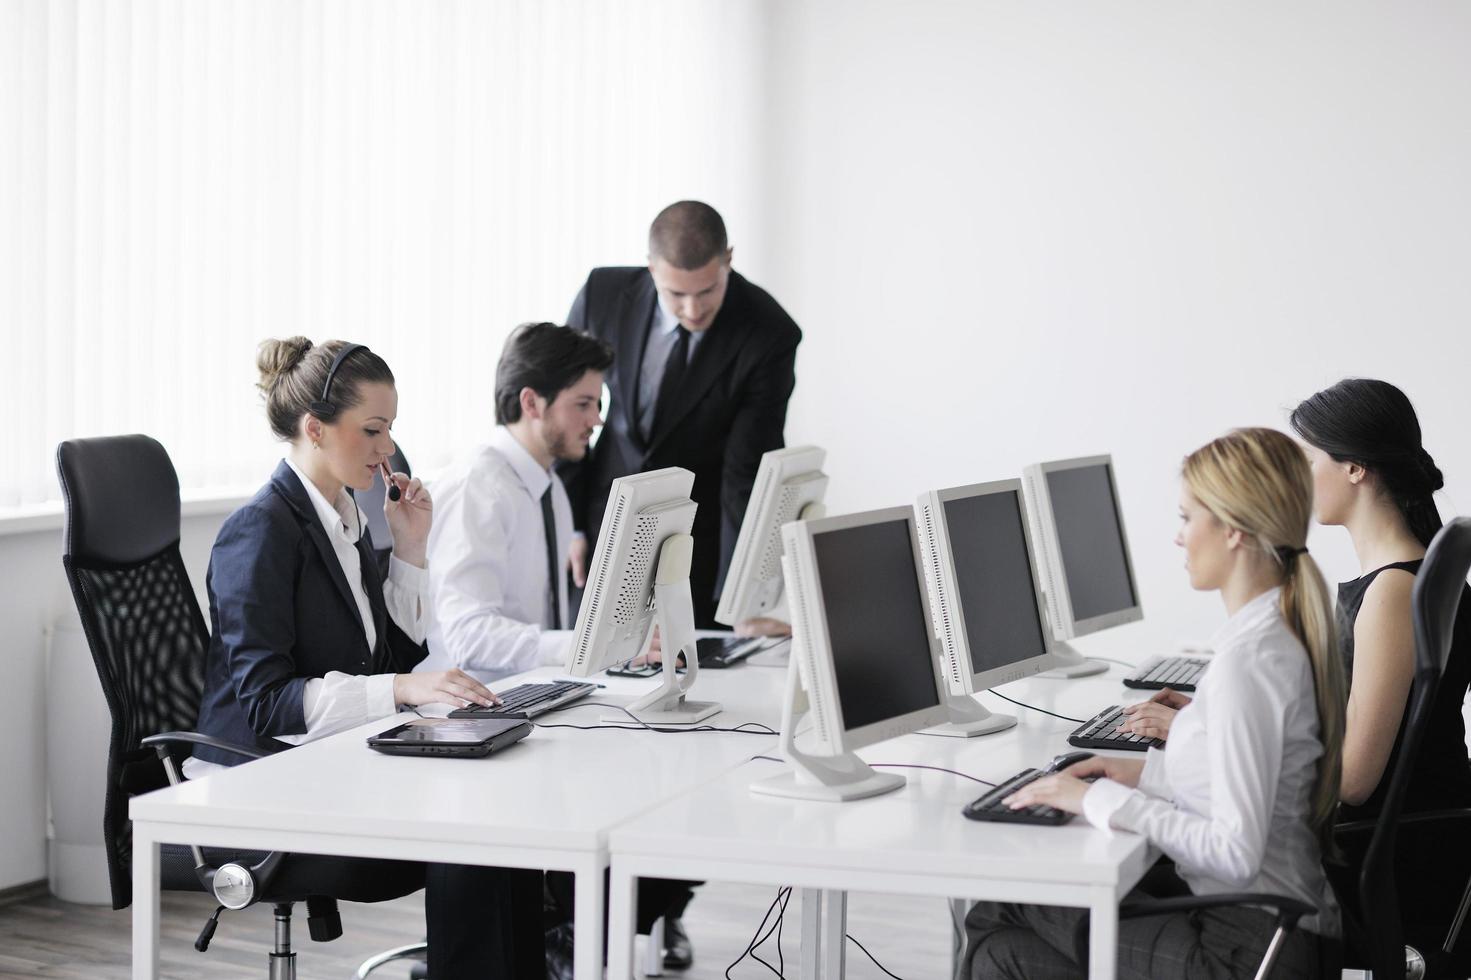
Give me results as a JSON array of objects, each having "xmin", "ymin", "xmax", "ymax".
[{"xmin": 1082, "ymin": 588, "xmax": 1340, "ymax": 935}]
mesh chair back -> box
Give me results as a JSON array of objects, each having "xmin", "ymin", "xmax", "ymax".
[
  {"xmin": 56, "ymin": 435, "xmax": 208, "ymax": 910},
  {"xmin": 1358, "ymin": 517, "xmax": 1471, "ymax": 978}
]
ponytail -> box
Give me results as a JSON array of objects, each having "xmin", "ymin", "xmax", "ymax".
[
  {"xmin": 1183, "ymin": 428, "xmax": 1347, "ymax": 854},
  {"xmin": 1279, "ymin": 550, "xmax": 1347, "ymax": 852}
]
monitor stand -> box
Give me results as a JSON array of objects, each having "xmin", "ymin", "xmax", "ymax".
[
  {"xmin": 606, "ymin": 534, "xmax": 720, "ymax": 725},
  {"xmin": 749, "ymin": 652, "xmax": 904, "ymax": 802},
  {"xmin": 920, "ymin": 693, "xmax": 1016, "ymax": 737},
  {"xmin": 1036, "ymin": 641, "xmax": 1108, "ymax": 679}
]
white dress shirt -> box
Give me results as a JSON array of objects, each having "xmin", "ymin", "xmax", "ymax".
[
  {"xmin": 420, "ymin": 427, "xmax": 574, "ymax": 682},
  {"xmin": 636, "ymin": 296, "xmax": 704, "ymax": 441},
  {"xmin": 1081, "ymin": 588, "xmax": 1339, "ymax": 935},
  {"xmin": 182, "ymin": 458, "xmax": 429, "ymax": 779}
]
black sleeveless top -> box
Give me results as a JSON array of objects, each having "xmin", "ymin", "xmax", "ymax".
[{"xmin": 1336, "ymin": 560, "xmax": 1471, "ymax": 821}]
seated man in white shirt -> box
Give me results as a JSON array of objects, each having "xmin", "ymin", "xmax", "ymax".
[
  {"xmin": 420, "ymin": 321, "xmax": 613, "ymax": 682},
  {"xmin": 420, "ymin": 322, "xmax": 698, "ymax": 976}
]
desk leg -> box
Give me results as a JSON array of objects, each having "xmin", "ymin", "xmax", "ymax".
[
  {"xmin": 574, "ymin": 856, "xmax": 607, "ymax": 980},
  {"xmin": 821, "ymin": 890, "xmax": 847, "ymax": 979},
  {"xmin": 800, "ymin": 888, "xmax": 823, "ymax": 978},
  {"xmin": 605, "ymin": 859, "xmax": 638, "ymax": 980},
  {"xmin": 131, "ymin": 826, "xmax": 160, "ymax": 980},
  {"xmin": 1088, "ymin": 888, "xmax": 1117, "ymax": 980}
]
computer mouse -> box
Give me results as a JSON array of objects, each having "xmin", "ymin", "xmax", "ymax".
[{"xmin": 1045, "ymin": 750, "xmax": 1096, "ymax": 774}]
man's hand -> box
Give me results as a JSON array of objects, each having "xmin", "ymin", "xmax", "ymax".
[
  {"xmin": 735, "ymin": 617, "xmax": 792, "ymax": 638},
  {"xmin": 569, "ymin": 535, "xmax": 589, "ymax": 589}
]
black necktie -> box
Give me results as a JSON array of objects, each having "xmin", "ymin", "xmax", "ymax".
[
  {"xmin": 652, "ymin": 326, "xmax": 691, "ymax": 435},
  {"xmin": 540, "ymin": 486, "xmax": 561, "ymax": 630}
]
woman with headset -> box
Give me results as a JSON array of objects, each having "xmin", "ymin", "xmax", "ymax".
[
  {"xmin": 966, "ymin": 428, "xmax": 1345, "ymax": 979},
  {"xmin": 186, "ymin": 337, "xmax": 543, "ymax": 977}
]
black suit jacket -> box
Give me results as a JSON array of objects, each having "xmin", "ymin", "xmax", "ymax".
[
  {"xmin": 194, "ymin": 461, "xmax": 427, "ymax": 765},
  {"xmin": 562, "ymin": 266, "xmax": 801, "ymax": 623}
]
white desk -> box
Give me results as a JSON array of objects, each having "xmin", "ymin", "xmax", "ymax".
[
  {"xmin": 128, "ymin": 659, "xmax": 788, "ymax": 980},
  {"xmin": 606, "ymin": 670, "xmax": 1163, "ymax": 980}
]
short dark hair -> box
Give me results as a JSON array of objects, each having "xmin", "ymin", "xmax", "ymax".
[
  {"xmin": 648, "ymin": 200, "xmax": 728, "ymax": 270},
  {"xmin": 1289, "ymin": 378, "xmax": 1445, "ymax": 547},
  {"xmin": 495, "ymin": 323, "xmax": 614, "ymax": 425}
]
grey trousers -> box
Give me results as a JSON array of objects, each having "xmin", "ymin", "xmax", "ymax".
[{"xmin": 964, "ymin": 895, "xmax": 1322, "ymax": 980}]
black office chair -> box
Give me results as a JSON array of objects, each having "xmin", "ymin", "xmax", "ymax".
[
  {"xmin": 56, "ymin": 435, "xmax": 416, "ymax": 979},
  {"xmin": 1335, "ymin": 516, "xmax": 1471, "ymax": 980}
]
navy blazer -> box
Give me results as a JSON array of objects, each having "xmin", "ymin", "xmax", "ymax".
[
  {"xmin": 561, "ymin": 267, "xmax": 801, "ymax": 621},
  {"xmin": 194, "ymin": 461, "xmax": 428, "ymax": 766}
]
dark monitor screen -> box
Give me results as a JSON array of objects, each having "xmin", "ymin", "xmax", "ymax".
[
  {"xmin": 811, "ymin": 517, "xmax": 941, "ymax": 732},
  {"xmin": 942, "ymin": 490, "xmax": 1049, "ymax": 674},
  {"xmin": 1045, "ymin": 464, "xmax": 1137, "ymax": 621}
]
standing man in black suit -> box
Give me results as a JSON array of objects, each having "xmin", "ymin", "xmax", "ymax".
[{"xmin": 563, "ymin": 201, "xmax": 802, "ymax": 630}]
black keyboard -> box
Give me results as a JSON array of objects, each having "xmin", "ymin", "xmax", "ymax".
[
  {"xmin": 1122, "ymin": 656, "xmax": 1208, "ymax": 692},
  {"xmin": 1068, "ymin": 705, "xmax": 1165, "ymax": 752},
  {"xmin": 448, "ymin": 680, "xmax": 597, "ymax": 719},
  {"xmin": 962, "ymin": 768, "xmax": 1074, "ymax": 826},
  {"xmin": 698, "ymin": 635, "xmax": 785, "ymax": 668}
]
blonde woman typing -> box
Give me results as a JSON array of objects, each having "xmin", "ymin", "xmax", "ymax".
[{"xmin": 965, "ymin": 428, "xmax": 1345, "ymax": 979}]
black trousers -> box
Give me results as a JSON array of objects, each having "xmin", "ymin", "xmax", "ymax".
[
  {"xmin": 426, "ymin": 864, "xmax": 546, "ymax": 980},
  {"xmin": 545, "ymin": 870, "xmax": 699, "ymax": 938},
  {"xmin": 185, "ymin": 850, "xmax": 540, "ymax": 978}
]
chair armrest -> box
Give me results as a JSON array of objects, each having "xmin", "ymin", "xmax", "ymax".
[
  {"xmin": 1338, "ymin": 807, "xmax": 1471, "ymax": 837},
  {"xmin": 141, "ymin": 731, "xmax": 271, "ymax": 762},
  {"xmin": 1120, "ymin": 893, "xmax": 1315, "ymax": 928}
]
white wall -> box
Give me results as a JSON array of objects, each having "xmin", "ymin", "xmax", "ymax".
[
  {"xmin": 0, "ymin": 514, "xmax": 223, "ymax": 892},
  {"xmin": 763, "ymin": 1, "xmax": 1471, "ymax": 646}
]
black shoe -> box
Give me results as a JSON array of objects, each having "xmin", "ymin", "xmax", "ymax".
[
  {"xmin": 545, "ymin": 923, "xmax": 574, "ymax": 980},
  {"xmin": 662, "ymin": 917, "xmax": 694, "ymax": 971}
]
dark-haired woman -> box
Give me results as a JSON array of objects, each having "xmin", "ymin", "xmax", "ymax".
[
  {"xmin": 1288, "ymin": 378, "xmax": 1471, "ymax": 816},
  {"xmin": 185, "ymin": 337, "xmax": 545, "ymax": 978},
  {"xmin": 1290, "ymin": 378, "xmax": 1471, "ymax": 963}
]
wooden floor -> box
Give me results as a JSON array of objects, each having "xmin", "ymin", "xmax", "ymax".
[{"xmin": 0, "ymin": 882, "xmax": 955, "ymax": 979}]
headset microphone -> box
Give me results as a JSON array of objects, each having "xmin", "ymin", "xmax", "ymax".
[{"xmin": 381, "ymin": 460, "xmax": 402, "ymax": 502}]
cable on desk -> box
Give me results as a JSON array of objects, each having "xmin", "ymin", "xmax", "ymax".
[
  {"xmin": 1088, "ymin": 656, "xmax": 1135, "ymax": 668},
  {"xmin": 534, "ymin": 702, "xmax": 778, "ymax": 736},
  {"xmin": 868, "ymin": 763, "xmax": 996, "ymax": 787},
  {"xmin": 846, "ymin": 932, "xmax": 907, "ymax": 980},
  {"xmin": 749, "ymin": 755, "xmax": 995, "ymax": 787},
  {"xmin": 984, "ymin": 690, "xmax": 1086, "ymax": 724}
]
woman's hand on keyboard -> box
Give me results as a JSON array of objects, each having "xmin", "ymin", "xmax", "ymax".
[
  {"xmin": 393, "ymin": 669, "xmax": 502, "ymax": 710},
  {"xmin": 1077, "ymin": 756, "xmax": 1145, "ymax": 788},
  {"xmin": 1004, "ymin": 774, "xmax": 1089, "ymax": 815},
  {"xmin": 1119, "ymin": 688, "xmax": 1191, "ymax": 740}
]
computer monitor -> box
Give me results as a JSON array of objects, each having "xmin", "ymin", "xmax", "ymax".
[
  {"xmin": 714, "ymin": 445, "xmax": 828, "ymax": 628},
  {"xmin": 1022, "ymin": 454, "xmax": 1143, "ymax": 678},
  {"xmin": 914, "ymin": 479, "xmax": 1059, "ymax": 736},
  {"xmin": 564, "ymin": 467, "xmax": 718, "ymax": 723},
  {"xmin": 750, "ymin": 507, "xmax": 949, "ymax": 801}
]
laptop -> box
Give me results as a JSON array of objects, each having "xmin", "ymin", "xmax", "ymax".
[
  {"xmin": 367, "ymin": 717, "xmax": 532, "ymax": 758},
  {"xmin": 605, "ymin": 635, "xmax": 789, "ymax": 678}
]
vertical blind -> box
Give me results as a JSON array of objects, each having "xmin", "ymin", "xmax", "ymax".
[{"xmin": 1, "ymin": 0, "xmax": 770, "ymax": 510}]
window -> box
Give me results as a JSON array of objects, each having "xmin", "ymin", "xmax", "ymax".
[{"xmin": 1, "ymin": 0, "xmax": 769, "ymax": 510}]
